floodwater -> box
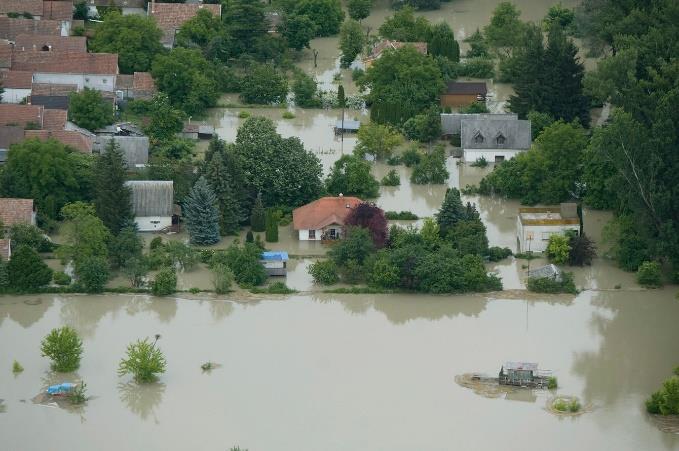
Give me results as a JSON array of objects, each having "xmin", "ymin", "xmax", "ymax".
[{"xmin": 1, "ymin": 289, "xmax": 678, "ymax": 451}]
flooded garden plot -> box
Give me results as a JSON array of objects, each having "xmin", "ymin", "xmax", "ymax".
[{"xmin": 1, "ymin": 289, "xmax": 678, "ymax": 450}]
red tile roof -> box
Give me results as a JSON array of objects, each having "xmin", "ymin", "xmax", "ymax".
[
  {"xmin": 0, "ymin": 238, "xmax": 10, "ymax": 260},
  {"xmin": 293, "ymin": 196, "xmax": 363, "ymax": 230},
  {"xmin": 366, "ymin": 40, "xmax": 428, "ymax": 62},
  {"xmin": 42, "ymin": 1, "xmax": 73, "ymax": 20},
  {"xmin": 0, "ymin": 17, "xmax": 63, "ymax": 40},
  {"xmin": 115, "ymin": 73, "xmax": 133, "ymax": 89},
  {"xmin": 0, "ymin": 41, "xmax": 11, "ymax": 68},
  {"xmin": 133, "ymin": 71, "xmax": 155, "ymax": 92},
  {"xmin": 14, "ymin": 34, "xmax": 87, "ymax": 53},
  {"xmin": 0, "ymin": 69, "xmax": 33, "ymax": 88},
  {"xmin": 42, "ymin": 108, "xmax": 66, "ymax": 130},
  {"xmin": 0, "ymin": 104, "xmax": 43, "ymax": 127},
  {"xmin": 0, "ymin": 197, "xmax": 35, "ymax": 227},
  {"xmin": 0, "ymin": 0, "xmax": 44, "ymax": 16},
  {"xmin": 31, "ymin": 82, "xmax": 77, "ymax": 95},
  {"xmin": 12, "ymin": 51, "xmax": 118, "ymax": 74},
  {"xmin": 149, "ymin": 2, "xmax": 221, "ymax": 46},
  {"xmin": 25, "ymin": 128, "xmax": 93, "ymax": 153},
  {"xmin": 0, "ymin": 125, "xmax": 24, "ymax": 148}
]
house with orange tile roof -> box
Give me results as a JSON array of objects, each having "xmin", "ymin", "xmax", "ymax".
[
  {"xmin": 0, "ymin": 197, "xmax": 36, "ymax": 227},
  {"xmin": 0, "ymin": 70, "xmax": 33, "ymax": 103},
  {"xmin": 148, "ymin": 1, "xmax": 221, "ymax": 48},
  {"xmin": 0, "ymin": 104, "xmax": 44, "ymax": 128},
  {"xmin": 0, "ymin": 0, "xmax": 44, "ymax": 17},
  {"xmin": 363, "ymin": 40, "xmax": 428, "ymax": 68},
  {"xmin": 115, "ymin": 71, "xmax": 156, "ymax": 100},
  {"xmin": 14, "ymin": 34, "xmax": 87, "ymax": 53},
  {"xmin": 12, "ymin": 51, "xmax": 118, "ymax": 92},
  {"xmin": 292, "ymin": 195, "xmax": 362, "ymax": 241},
  {"xmin": 25, "ymin": 128, "xmax": 94, "ymax": 153},
  {"xmin": 0, "ymin": 17, "xmax": 70, "ymax": 40}
]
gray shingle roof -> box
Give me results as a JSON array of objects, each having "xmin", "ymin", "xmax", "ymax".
[
  {"xmin": 125, "ymin": 180, "xmax": 173, "ymax": 217},
  {"xmin": 461, "ymin": 116, "xmax": 531, "ymax": 150}
]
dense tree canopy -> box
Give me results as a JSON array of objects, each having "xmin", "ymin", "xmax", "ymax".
[
  {"xmin": 279, "ymin": 14, "xmax": 316, "ymax": 50},
  {"xmin": 339, "ymin": 19, "xmax": 365, "ymax": 68},
  {"xmin": 294, "ymin": 0, "xmax": 344, "ymax": 37},
  {"xmin": 483, "ymin": 2, "xmax": 526, "ymax": 54},
  {"xmin": 68, "ymin": 88, "xmax": 114, "ymax": 132},
  {"xmin": 348, "ymin": 0, "xmax": 372, "ymax": 21},
  {"xmin": 325, "ymin": 155, "xmax": 380, "ymax": 199},
  {"xmin": 378, "ymin": 7, "xmax": 430, "ymax": 42},
  {"xmin": 183, "ymin": 177, "xmax": 221, "ymax": 245},
  {"xmin": 239, "ymin": 64, "xmax": 288, "ymax": 104}
]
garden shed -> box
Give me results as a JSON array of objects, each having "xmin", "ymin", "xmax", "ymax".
[
  {"xmin": 260, "ymin": 251, "xmax": 289, "ymax": 276},
  {"xmin": 125, "ymin": 180, "xmax": 174, "ymax": 232}
]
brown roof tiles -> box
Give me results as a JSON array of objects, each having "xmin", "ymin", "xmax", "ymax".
[
  {"xmin": 0, "ymin": 125, "xmax": 24, "ymax": 148},
  {"xmin": 149, "ymin": 2, "xmax": 221, "ymax": 46},
  {"xmin": 15, "ymin": 34, "xmax": 87, "ymax": 53},
  {"xmin": 25, "ymin": 129, "xmax": 93, "ymax": 153},
  {"xmin": 293, "ymin": 196, "xmax": 363, "ymax": 230},
  {"xmin": 12, "ymin": 51, "xmax": 118, "ymax": 74},
  {"xmin": 0, "ymin": 69, "xmax": 33, "ymax": 88},
  {"xmin": 31, "ymin": 82, "xmax": 77, "ymax": 96},
  {"xmin": 42, "ymin": 1, "xmax": 73, "ymax": 20},
  {"xmin": 0, "ymin": 0, "xmax": 44, "ymax": 16},
  {"xmin": 0, "ymin": 17, "xmax": 63, "ymax": 40},
  {"xmin": 0, "ymin": 41, "xmax": 12, "ymax": 68},
  {"xmin": 0, "ymin": 197, "xmax": 35, "ymax": 227},
  {"xmin": 42, "ymin": 108, "xmax": 67, "ymax": 130},
  {"xmin": 0, "ymin": 104, "xmax": 43, "ymax": 127}
]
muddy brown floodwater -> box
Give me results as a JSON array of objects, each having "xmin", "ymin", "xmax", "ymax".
[{"xmin": 1, "ymin": 290, "xmax": 678, "ymax": 451}]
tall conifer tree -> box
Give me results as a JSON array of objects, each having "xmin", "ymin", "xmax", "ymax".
[
  {"xmin": 250, "ymin": 193, "xmax": 266, "ymax": 232},
  {"xmin": 436, "ymin": 188, "xmax": 466, "ymax": 236},
  {"xmin": 204, "ymin": 138, "xmax": 246, "ymax": 235},
  {"xmin": 94, "ymin": 140, "xmax": 133, "ymax": 234},
  {"xmin": 183, "ymin": 177, "xmax": 220, "ymax": 245}
]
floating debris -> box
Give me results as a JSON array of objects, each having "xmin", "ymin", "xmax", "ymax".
[
  {"xmin": 649, "ymin": 415, "xmax": 679, "ymax": 434},
  {"xmin": 201, "ymin": 362, "xmax": 222, "ymax": 372},
  {"xmin": 546, "ymin": 395, "xmax": 592, "ymax": 416},
  {"xmin": 455, "ymin": 373, "xmax": 523, "ymax": 399}
]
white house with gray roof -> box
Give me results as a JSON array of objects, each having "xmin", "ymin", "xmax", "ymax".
[
  {"xmin": 125, "ymin": 180, "xmax": 174, "ymax": 231},
  {"xmin": 442, "ymin": 113, "xmax": 531, "ymax": 163}
]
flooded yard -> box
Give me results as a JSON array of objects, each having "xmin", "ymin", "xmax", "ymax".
[{"xmin": 1, "ymin": 289, "xmax": 678, "ymax": 451}]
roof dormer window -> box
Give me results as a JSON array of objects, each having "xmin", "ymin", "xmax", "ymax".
[
  {"xmin": 473, "ymin": 131, "xmax": 484, "ymax": 144},
  {"xmin": 496, "ymin": 133, "xmax": 506, "ymax": 145}
]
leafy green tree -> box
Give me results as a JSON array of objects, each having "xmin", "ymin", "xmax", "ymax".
[
  {"xmin": 143, "ymin": 93, "xmax": 185, "ymax": 144},
  {"xmin": 41, "ymin": 326, "xmax": 83, "ymax": 372},
  {"xmin": 378, "ymin": 6, "xmax": 430, "ymax": 41},
  {"xmin": 362, "ymin": 46, "xmax": 444, "ymax": 126},
  {"xmin": 151, "ymin": 48, "xmax": 219, "ymax": 114},
  {"xmin": 449, "ymin": 218, "xmax": 488, "ymax": 256},
  {"xmin": 547, "ymin": 234, "xmax": 571, "ymax": 264},
  {"xmin": 568, "ymin": 233, "xmax": 596, "ymax": 266},
  {"xmin": 295, "ymin": 0, "xmax": 344, "ymax": 37},
  {"xmin": 348, "ymin": 0, "xmax": 371, "ymax": 21},
  {"xmin": 380, "ymin": 169, "xmax": 400, "ymax": 186},
  {"xmin": 214, "ymin": 243, "xmax": 267, "ymax": 286},
  {"xmin": 339, "ymin": 19, "xmax": 365, "ymax": 68},
  {"xmin": 410, "ymin": 145, "xmax": 448, "ymax": 184},
  {"xmin": 329, "ymin": 226, "xmax": 374, "ymax": 266},
  {"xmin": 109, "ymin": 225, "xmax": 143, "ymax": 269},
  {"xmin": 483, "ymin": 2, "xmax": 526, "ymax": 54},
  {"xmin": 89, "ymin": 11, "xmax": 164, "ymax": 73},
  {"xmin": 94, "ymin": 140, "xmax": 133, "ymax": 234},
  {"xmin": 7, "ymin": 245, "xmax": 53, "ymax": 290},
  {"xmin": 68, "ymin": 88, "xmax": 114, "ymax": 132},
  {"xmin": 0, "ymin": 256, "xmax": 8, "ymax": 289},
  {"xmin": 73, "ymin": 1, "xmax": 88, "ymax": 20},
  {"xmin": 123, "ymin": 257, "xmax": 148, "ymax": 288},
  {"xmin": 58, "ymin": 203, "xmax": 111, "ymax": 277},
  {"xmin": 78, "ymin": 256, "xmax": 110, "ymax": 293},
  {"xmin": 402, "ymin": 106, "xmax": 441, "ymax": 143},
  {"xmin": 212, "ymin": 264, "xmax": 234, "ymax": 294},
  {"xmin": 8, "ymin": 224, "xmax": 46, "ymax": 251},
  {"xmin": 602, "ymin": 214, "xmax": 650, "ymax": 272},
  {"xmin": 164, "ymin": 241, "xmax": 199, "ymax": 271},
  {"xmin": 152, "ymin": 268, "xmax": 177, "ymax": 296},
  {"xmin": 175, "ymin": 9, "xmax": 222, "ymax": 49},
  {"xmin": 325, "ymin": 155, "xmax": 379, "ymax": 199},
  {"xmin": 234, "ymin": 117, "xmax": 323, "ymax": 207},
  {"xmin": 240, "ymin": 64, "xmax": 288, "ymax": 104},
  {"xmin": 637, "ymin": 261, "xmax": 662, "ymax": 288},
  {"xmin": 367, "ymin": 252, "xmax": 399, "ymax": 288},
  {"xmin": 292, "ymin": 72, "xmax": 320, "ymax": 107},
  {"xmin": 427, "ymin": 22, "xmax": 459, "ymax": 61},
  {"xmin": 543, "ymin": 3, "xmax": 575, "ymax": 33},
  {"xmin": 527, "ymin": 111, "xmax": 555, "ymax": 139},
  {"xmin": 118, "ymin": 337, "xmax": 166, "ymax": 382},
  {"xmin": 354, "ymin": 123, "xmax": 402, "ymax": 160},
  {"xmin": 308, "ymin": 259, "xmax": 339, "ymax": 285},
  {"xmin": 279, "ymin": 14, "xmax": 316, "ymax": 50},
  {"xmin": 464, "ymin": 29, "xmax": 489, "ymax": 58},
  {"xmin": 250, "ymin": 193, "xmax": 266, "ymax": 232},
  {"xmin": 265, "ymin": 210, "xmax": 279, "ymax": 242},
  {"xmin": 183, "ymin": 177, "xmax": 220, "ymax": 245}
]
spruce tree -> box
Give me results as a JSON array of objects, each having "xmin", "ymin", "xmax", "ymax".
[
  {"xmin": 265, "ymin": 210, "xmax": 279, "ymax": 243},
  {"xmin": 436, "ymin": 188, "xmax": 466, "ymax": 236},
  {"xmin": 204, "ymin": 138, "xmax": 246, "ymax": 236},
  {"xmin": 94, "ymin": 140, "xmax": 133, "ymax": 234},
  {"xmin": 183, "ymin": 177, "xmax": 220, "ymax": 245},
  {"xmin": 250, "ymin": 193, "xmax": 265, "ymax": 232},
  {"xmin": 508, "ymin": 24, "xmax": 546, "ymax": 119}
]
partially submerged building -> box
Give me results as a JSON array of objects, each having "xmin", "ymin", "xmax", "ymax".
[
  {"xmin": 527, "ymin": 264, "xmax": 562, "ymax": 282},
  {"xmin": 292, "ymin": 195, "xmax": 362, "ymax": 241},
  {"xmin": 363, "ymin": 40, "xmax": 427, "ymax": 68},
  {"xmin": 0, "ymin": 70, "xmax": 33, "ymax": 103},
  {"xmin": 440, "ymin": 81, "xmax": 487, "ymax": 108},
  {"xmin": 260, "ymin": 251, "xmax": 288, "ymax": 276},
  {"xmin": 499, "ymin": 362, "xmax": 550, "ymax": 387},
  {"xmin": 516, "ymin": 203, "xmax": 580, "ymax": 253},
  {"xmin": 460, "ymin": 115, "xmax": 531, "ymax": 163},
  {"xmin": 125, "ymin": 180, "xmax": 175, "ymax": 232}
]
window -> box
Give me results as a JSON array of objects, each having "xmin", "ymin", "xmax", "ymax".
[
  {"xmin": 308, "ymin": 229, "xmax": 316, "ymax": 239},
  {"xmin": 541, "ymin": 232, "xmax": 553, "ymax": 241},
  {"xmin": 473, "ymin": 131, "xmax": 484, "ymax": 144},
  {"xmin": 329, "ymin": 228, "xmax": 336, "ymax": 238},
  {"xmin": 494, "ymin": 155, "xmax": 505, "ymax": 163},
  {"xmin": 496, "ymin": 133, "xmax": 506, "ymax": 145},
  {"xmin": 103, "ymin": 78, "xmax": 107, "ymax": 84}
]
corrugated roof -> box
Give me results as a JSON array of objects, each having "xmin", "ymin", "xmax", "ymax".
[
  {"xmin": 444, "ymin": 81, "xmax": 487, "ymax": 96},
  {"xmin": 12, "ymin": 51, "xmax": 118, "ymax": 75},
  {"xmin": 125, "ymin": 180, "xmax": 174, "ymax": 217},
  {"xmin": 0, "ymin": 69, "xmax": 33, "ymax": 89},
  {"xmin": 0, "ymin": 41, "xmax": 12, "ymax": 68},
  {"xmin": 527, "ymin": 264, "xmax": 562, "ymax": 281},
  {"xmin": 0, "ymin": 104, "xmax": 43, "ymax": 127},
  {"xmin": 0, "ymin": 197, "xmax": 34, "ymax": 226},
  {"xmin": 441, "ymin": 113, "xmax": 518, "ymax": 136},
  {"xmin": 94, "ymin": 135, "xmax": 149, "ymax": 168},
  {"xmin": 292, "ymin": 196, "xmax": 362, "ymax": 230},
  {"xmin": 0, "ymin": 0, "xmax": 43, "ymax": 16},
  {"xmin": 504, "ymin": 362, "xmax": 538, "ymax": 371},
  {"xmin": 15, "ymin": 34, "xmax": 87, "ymax": 53},
  {"xmin": 26, "ymin": 129, "xmax": 93, "ymax": 153},
  {"xmin": 30, "ymin": 94, "xmax": 69, "ymax": 110},
  {"xmin": 149, "ymin": 2, "xmax": 221, "ymax": 46},
  {"xmin": 42, "ymin": 1, "xmax": 74, "ymax": 20}
]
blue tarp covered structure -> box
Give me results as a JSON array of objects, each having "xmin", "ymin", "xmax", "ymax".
[
  {"xmin": 261, "ymin": 251, "xmax": 289, "ymax": 261},
  {"xmin": 47, "ymin": 383, "xmax": 76, "ymax": 395}
]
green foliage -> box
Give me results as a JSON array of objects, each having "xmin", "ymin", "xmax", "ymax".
[
  {"xmin": 245, "ymin": 230, "xmax": 254, "ymax": 243},
  {"xmin": 53, "ymin": 271, "xmax": 72, "ymax": 286},
  {"xmin": 410, "ymin": 146, "xmax": 448, "ymax": 184},
  {"xmin": 487, "ymin": 246, "xmax": 513, "ymax": 262},
  {"xmin": 436, "ymin": 187, "xmax": 465, "ymax": 236},
  {"xmin": 363, "ymin": 46, "xmax": 444, "ymax": 126},
  {"xmin": 448, "ymin": 219, "xmax": 489, "ymax": 256},
  {"xmin": 234, "ymin": 117, "xmax": 323, "ymax": 208},
  {"xmin": 646, "ymin": 376, "xmax": 679, "ymax": 415},
  {"xmin": 547, "ymin": 376, "xmax": 558, "ymax": 389},
  {"xmin": 265, "ymin": 210, "xmax": 279, "ymax": 242},
  {"xmin": 427, "ymin": 22, "xmax": 459, "ymax": 61},
  {"xmin": 94, "ymin": 140, "xmax": 132, "ymax": 234},
  {"xmin": 294, "ymin": 0, "xmax": 344, "ymax": 37},
  {"xmin": 40, "ymin": 326, "xmax": 83, "ymax": 372},
  {"xmin": 325, "ymin": 155, "xmax": 379, "ymax": 198},
  {"xmin": 354, "ymin": 123, "xmax": 403, "ymax": 160},
  {"xmin": 212, "ymin": 263, "xmax": 234, "ymax": 294},
  {"xmin": 164, "ymin": 241, "xmax": 199, "ymax": 271},
  {"xmin": 8, "ymin": 224, "xmax": 49, "ymax": 251},
  {"xmin": 339, "ymin": 19, "xmax": 365, "ymax": 68},
  {"xmin": 547, "ymin": 234, "xmax": 571, "ymax": 264},
  {"xmin": 240, "ymin": 64, "xmax": 288, "ymax": 104},
  {"xmin": 464, "ymin": 29, "xmax": 489, "ymax": 58},
  {"xmin": 123, "ymin": 257, "xmax": 148, "ymax": 288},
  {"xmin": 347, "ymin": 0, "xmax": 371, "ymax": 21},
  {"xmin": 401, "ymin": 146, "xmax": 421, "ymax": 167},
  {"xmin": 175, "ymin": 9, "xmax": 222, "ymax": 49},
  {"xmin": 282, "ymin": 111, "xmax": 295, "ymax": 119},
  {"xmin": 109, "ymin": 226, "xmax": 143, "ymax": 269},
  {"xmin": 308, "ymin": 259, "xmax": 339, "ymax": 285},
  {"xmin": 543, "ymin": 3, "xmax": 575, "ymax": 34},
  {"xmin": 292, "ymin": 72, "xmax": 320, "ymax": 107},
  {"xmin": 460, "ymin": 102, "xmax": 489, "ymax": 114},
  {"xmin": 12, "ymin": 360, "xmax": 23, "ymax": 373},
  {"xmin": 469, "ymin": 157, "xmax": 488, "ymax": 168},
  {"xmin": 457, "ymin": 58, "xmax": 495, "ymax": 79},
  {"xmin": 150, "ymin": 237, "xmax": 163, "ymax": 251},
  {"xmin": 203, "ymin": 138, "xmax": 246, "ymax": 236},
  {"xmin": 527, "ymin": 111, "xmax": 555, "ymax": 140},
  {"xmin": 212, "ymin": 243, "xmax": 267, "ymax": 286},
  {"xmin": 77, "ymin": 256, "xmax": 110, "ymax": 293},
  {"xmin": 7, "ymin": 245, "xmax": 53, "ymax": 290},
  {"xmin": 384, "ymin": 211, "xmax": 418, "ymax": 220},
  {"xmin": 118, "ymin": 337, "xmax": 167, "ymax": 383},
  {"xmin": 250, "ymin": 193, "xmax": 266, "ymax": 232},
  {"xmin": 602, "ymin": 214, "xmax": 650, "ymax": 271},
  {"xmin": 69, "ymin": 382, "xmax": 88, "ymax": 405},
  {"xmin": 0, "ymin": 139, "xmax": 93, "ymax": 219},
  {"xmin": 568, "ymin": 233, "xmax": 596, "ymax": 266},
  {"xmin": 183, "ymin": 177, "xmax": 221, "ymax": 245},
  {"xmin": 251, "ymin": 282, "xmax": 297, "ymax": 294},
  {"xmin": 279, "ymin": 14, "xmax": 317, "ymax": 50},
  {"xmin": 483, "ymin": 2, "xmax": 526, "ymax": 52},
  {"xmin": 90, "ymin": 11, "xmax": 164, "ymax": 73},
  {"xmin": 57, "ymin": 202, "xmax": 111, "ymax": 270},
  {"xmin": 143, "ymin": 93, "xmax": 185, "ymax": 143},
  {"xmin": 379, "ymin": 6, "xmax": 430, "ymax": 41},
  {"xmin": 68, "ymin": 88, "xmax": 114, "ymax": 131},
  {"xmin": 152, "ymin": 48, "xmax": 219, "ymax": 115},
  {"xmin": 637, "ymin": 261, "xmax": 662, "ymax": 288},
  {"xmin": 73, "ymin": 1, "xmax": 88, "ymax": 20},
  {"xmin": 381, "ymin": 169, "xmax": 400, "ymax": 186},
  {"xmin": 402, "ymin": 106, "xmax": 441, "ymax": 143},
  {"xmin": 152, "ymin": 268, "xmax": 177, "ymax": 296},
  {"xmin": 527, "ymin": 273, "xmax": 577, "ymax": 294},
  {"xmin": 329, "ymin": 227, "xmax": 374, "ymax": 267}
]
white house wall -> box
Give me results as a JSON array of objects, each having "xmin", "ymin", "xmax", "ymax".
[
  {"xmin": 517, "ymin": 219, "xmax": 579, "ymax": 253},
  {"xmin": 2, "ymin": 88, "xmax": 31, "ymax": 104},
  {"xmin": 32, "ymin": 73, "xmax": 116, "ymax": 92},
  {"xmin": 464, "ymin": 149, "xmax": 523, "ymax": 162},
  {"xmin": 134, "ymin": 216, "xmax": 171, "ymax": 232},
  {"xmin": 298, "ymin": 229, "xmax": 323, "ymax": 241}
]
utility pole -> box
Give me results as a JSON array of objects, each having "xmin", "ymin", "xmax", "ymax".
[{"xmin": 338, "ymin": 85, "xmax": 345, "ymax": 155}]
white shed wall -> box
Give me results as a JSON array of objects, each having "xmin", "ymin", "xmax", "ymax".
[
  {"xmin": 134, "ymin": 216, "xmax": 171, "ymax": 232},
  {"xmin": 32, "ymin": 73, "xmax": 117, "ymax": 92},
  {"xmin": 464, "ymin": 149, "xmax": 524, "ymax": 163},
  {"xmin": 517, "ymin": 219, "xmax": 579, "ymax": 253},
  {"xmin": 2, "ymin": 88, "xmax": 31, "ymax": 104},
  {"xmin": 298, "ymin": 229, "xmax": 323, "ymax": 241}
]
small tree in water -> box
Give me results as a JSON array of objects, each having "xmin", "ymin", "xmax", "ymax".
[
  {"xmin": 118, "ymin": 336, "xmax": 167, "ymax": 383},
  {"xmin": 41, "ymin": 326, "xmax": 84, "ymax": 372}
]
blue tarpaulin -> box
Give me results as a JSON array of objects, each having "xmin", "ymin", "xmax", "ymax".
[
  {"xmin": 261, "ymin": 251, "xmax": 289, "ymax": 261},
  {"xmin": 47, "ymin": 383, "xmax": 76, "ymax": 395}
]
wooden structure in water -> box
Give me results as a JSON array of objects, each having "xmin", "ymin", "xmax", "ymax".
[{"xmin": 499, "ymin": 362, "xmax": 551, "ymax": 388}]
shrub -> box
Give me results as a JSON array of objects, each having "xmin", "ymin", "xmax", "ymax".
[
  {"xmin": 568, "ymin": 399, "xmax": 581, "ymax": 412},
  {"xmin": 212, "ymin": 264, "xmax": 234, "ymax": 294},
  {"xmin": 460, "ymin": 102, "xmax": 490, "ymax": 114},
  {"xmin": 547, "ymin": 376, "xmax": 558, "ymax": 389},
  {"xmin": 245, "ymin": 230, "xmax": 254, "ymax": 243},
  {"xmin": 637, "ymin": 261, "xmax": 662, "ymax": 288},
  {"xmin": 69, "ymin": 382, "xmax": 87, "ymax": 405},
  {"xmin": 212, "ymin": 243, "xmax": 267, "ymax": 286},
  {"xmin": 252, "ymin": 282, "xmax": 296, "ymax": 294},
  {"xmin": 469, "ymin": 156, "xmax": 488, "ymax": 167},
  {"xmin": 401, "ymin": 146, "xmax": 422, "ymax": 167},
  {"xmin": 12, "ymin": 360, "xmax": 23, "ymax": 373},
  {"xmin": 164, "ymin": 241, "xmax": 199, "ymax": 271},
  {"xmin": 265, "ymin": 210, "xmax": 279, "ymax": 243},
  {"xmin": 568, "ymin": 233, "xmax": 596, "ymax": 266},
  {"xmin": 410, "ymin": 146, "xmax": 449, "ymax": 184},
  {"xmin": 7, "ymin": 245, "xmax": 53, "ymax": 290},
  {"xmin": 384, "ymin": 211, "xmax": 419, "ymax": 220},
  {"xmin": 152, "ymin": 268, "xmax": 177, "ymax": 296},
  {"xmin": 487, "ymin": 246, "xmax": 512, "ymax": 262},
  {"xmin": 40, "ymin": 326, "xmax": 83, "ymax": 372},
  {"xmin": 386, "ymin": 155, "xmax": 402, "ymax": 165},
  {"xmin": 527, "ymin": 273, "xmax": 577, "ymax": 294},
  {"xmin": 238, "ymin": 111, "xmax": 250, "ymax": 119},
  {"xmin": 77, "ymin": 256, "xmax": 110, "ymax": 293},
  {"xmin": 53, "ymin": 271, "xmax": 72, "ymax": 286},
  {"xmin": 118, "ymin": 337, "xmax": 167, "ymax": 383},
  {"xmin": 646, "ymin": 376, "xmax": 679, "ymax": 415},
  {"xmin": 547, "ymin": 234, "xmax": 571, "ymax": 264},
  {"xmin": 381, "ymin": 169, "xmax": 401, "ymax": 186},
  {"xmin": 149, "ymin": 236, "xmax": 163, "ymax": 250},
  {"xmin": 282, "ymin": 111, "xmax": 295, "ymax": 119},
  {"xmin": 308, "ymin": 260, "xmax": 339, "ymax": 285}
]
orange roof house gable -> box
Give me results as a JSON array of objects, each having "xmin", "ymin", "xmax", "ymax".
[
  {"xmin": 293, "ymin": 196, "xmax": 362, "ymax": 230},
  {"xmin": 12, "ymin": 51, "xmax": 118, "ymax": 75},
  {"xmin": 149, "ymin": 2, "xmax": 221, "ymax": 46},
  {"xmin": 0, "ymin": 197, "xmax": 35, "ymax": 226},
  {"xmin": 0, "ymin": 70, "xmax": 33, "ymax": 89},
  {"xmin": 42, "ymin": 1, "xmax": 74, "ymax": 20}
]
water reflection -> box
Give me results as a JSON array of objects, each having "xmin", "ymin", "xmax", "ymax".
[
  {"xmin": 206, "ymin": 299, "xmax": 234, "ymax": 322},
  {"xmin": 118, "ymin": 381, "xmax": 165, "ymax": 422},
  {"xmin": 0, "ymin": 296, "xmax": 52, "ymax": 328},
  {"xmin": 124, "ymin": 296, "xmax": 178, "ymax": 324}
]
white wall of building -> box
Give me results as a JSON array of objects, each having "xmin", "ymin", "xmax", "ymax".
[
  {"xmin": 464, "ymin": 149, "xmax": 523, "ymax": 163},
  {"xmin": 516, "ymin": 218, "xmax": 579, "ymax": 253},
  {"xmin": 298, "ymin": 229, "xmax": 323, "ymax": 241},
  {"xmin": 134, "ymin": 216, "xmax": 171, "ymax": 232},
  {"xmin": 1, "ymin": 88, "xmax": 31, "ymax": 104},
  {"xmin": 32, "ymin": 73, "xmax": 117, "ymax": 92}
]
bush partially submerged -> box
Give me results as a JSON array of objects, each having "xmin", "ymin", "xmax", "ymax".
[
  {"xmin": 69, "ymin": 381, "xmax": 87, "ymax": 405},
  {"xmin": 308, "ymin": 260, "xmax": 339, "ymax": 285},
  {"xmin": 527, "ymin": 273, "xmax": 576, "ymax": 294},
  {"xmin": 637, "ymin": 261, "xmax": 662, "ymax": 288},
  {"xmin": 41, "ymin": 326, "xmax": 83, "ymax": 372},
  {"xmin": 118, "ymin": 337, "xmax": 167, "ymax": 383}
]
